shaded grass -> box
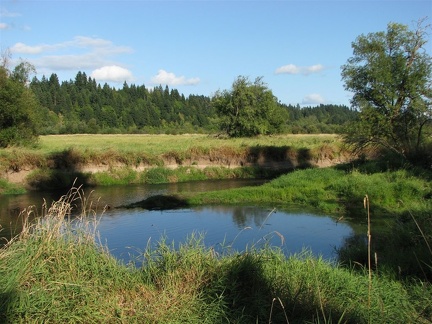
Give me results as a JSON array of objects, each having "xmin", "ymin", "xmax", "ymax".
[{"xmin": 1, "ymin": 190, "xmax": 430, "ymax": 323}]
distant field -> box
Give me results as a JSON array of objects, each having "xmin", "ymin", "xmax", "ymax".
[{"xmin": 38, "ymin": 134, "xmax": 342, "ymax": 155}]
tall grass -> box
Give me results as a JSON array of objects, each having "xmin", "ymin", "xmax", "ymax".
[
  {"xmin": 36, "ymin": 134, "xmax": 342, "ymax": 155},
  {"xmin": 188, "ymin": 165, "xmax": 432, "ymax": 217},
  {"xmin": 1, "ymin": 188, "xmax": 431, "ymax": 322}
]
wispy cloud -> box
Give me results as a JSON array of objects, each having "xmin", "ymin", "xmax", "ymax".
[
  {"xmin": 10, "ymin": 36, "xmax": 134, "ymax": 79},
  {"xmin": 10, "ymin": 42, "xmax": 52, "ymax": 54},
  {"xmin": 11, "ymin": 36, "xmax": 132, "ymax": 56},
  {"xmin": 275, "ymin": 64, "xmax": 325, "ymax": 75},
  {"xmin": 0, "ymin": 8, "xmax": 21, "ymax": 18},
  {"xmin": 34, "ymin": 53, "xmax": 108, "ymax": 71},
  {"xmin": 151, "ymin": 69, "xmax": 200, "ymax": 86},
  {"xmin": 0, "ymin": 7, "xmax": 21, "ymax": 30},
  {"xmin": 302, "ymin": 93, "xmax": 326, "ymax": 105}
]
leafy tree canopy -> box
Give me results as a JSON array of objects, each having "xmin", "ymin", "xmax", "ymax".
[
  {"xmin": 212, "ymin": 76, "xmax": 288, "ymax": 137},
  {"xmin": 0, "ymin": 60, "xmax": 40, "ymax": 147},
  {"xmin": 341, "ymin": 19, "xmax": 432, "ymax": 166}
]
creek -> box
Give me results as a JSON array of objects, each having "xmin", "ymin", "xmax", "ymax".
[{"xmin": 0, "ymin": 179, "xmax": 357, "ymax": 264}]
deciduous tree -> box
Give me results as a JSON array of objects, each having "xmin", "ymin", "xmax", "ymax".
[
  {"xmin": 341, "ymin": 19, "xmax": 432, "ymax": 166},
  {"xmin": 0, "ymin": 60, "xmax": 40, "ymax": 147},
  {"xmin": 212, "ymin": 76, "xmax": 287, "ymax": 137}
]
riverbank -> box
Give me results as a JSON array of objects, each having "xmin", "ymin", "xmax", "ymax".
[
  {"xmin": 123, "ymin": 161, "xmax": 432, "ymax": 280},
  {"xmin": 1, "ymin": 188, "xmax": 431, "ymax": 323},
  {"xmin": 1, "ymin": 134, "xmax": 431, "ymax": 321},
  {"xmin": 0, "ymin": 134, "xmax": 349, "ymax": 194}
]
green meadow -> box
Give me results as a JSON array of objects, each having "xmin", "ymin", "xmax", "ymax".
[{"xmin": 37, "ymin": 134, "xmax": 341, "ymax": 154}]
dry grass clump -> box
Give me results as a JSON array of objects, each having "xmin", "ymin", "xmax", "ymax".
[{"xmin": 0, "ymin": 149, "xmax": 46, "ymax": 173}]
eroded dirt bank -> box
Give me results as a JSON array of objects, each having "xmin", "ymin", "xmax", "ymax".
[{"xmin": 2, "ymin": 151, "xmax": 349, "ymax": 187}]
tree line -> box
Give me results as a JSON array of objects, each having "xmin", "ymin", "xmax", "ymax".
[
  {"xmin": 26, "ymin": 72, "xmax": 356, "ymax": 136},
  {"xmin": 29, "ymin": 72, "xmax": 217, "ymax": 135}
]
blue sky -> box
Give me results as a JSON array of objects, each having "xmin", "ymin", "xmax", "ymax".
[{"xmin": 1, "ymin": 0, "xmax": 430, "ymax": 106}]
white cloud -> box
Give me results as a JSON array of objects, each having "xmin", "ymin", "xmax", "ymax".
[
  {"xmin": 0, "ymin": 22, "xmax": 8, "ymax": 29},
  {"xmin": 11, "ymin": 42, "xmax": 50, "ymax": 54},
  {"xmin": 302, "ymin": 93, "xmax": 325, "ymax": 105},
  {"xmin": 306, "ymin": 64, "xmax": 324, "ymax": 74},
  {"xmin": 275, "ymin": 64, "xmax": 301, "ymax": 74},
  {"xmin": 71, "ymin": 36, "xmax": 132, "ymax": 55},
  {"xmin": 91, "ymin": 65, "xmax": 133, "ymax": 83},
  {"xmin": 0, "ymin": 8, "xmax": 21, "ymax": 18},
  {"xmin": 9, "ymin": 36, "xmax": 133, "ymax": 73},
  {"xmin": 11, "ymin": 36, "xmax": 132, "ymax": 56},
  {"xmin": 151, "ymin": 69, "xmax": 200, "ymax": 86},
  {"xmin": 275, "ymin": 63, "xmax": 325, "ymax": 75},
  {"xmin": 35, "ymin": 53, "xmax": 104, "ymax": 70}
]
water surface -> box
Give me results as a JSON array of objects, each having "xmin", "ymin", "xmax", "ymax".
[
  {"xmin": 1, "ymin": 179, "xmax": 354, "ymax": 264},
  {"xmin": 99, "ymin": 205, "xmax": 353, "ymax": 265}
]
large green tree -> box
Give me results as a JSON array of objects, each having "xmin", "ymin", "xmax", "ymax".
[
  {"xmin": 0, "ymin": 62, "xmax": 40, "ymax": 147},
  {"xmin": 341, "ymin": 20, "xmax": 432, "ymax": 165},
  {"xmin": 212, "ymin": 76, "xmax": 287, "ymax": 137}
]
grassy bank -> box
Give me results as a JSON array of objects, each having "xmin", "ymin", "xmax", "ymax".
[
  {"xmin": 181, "ymin": 162, "xmax": 432, "ymax": 280},
  {"xmin": 187, "ymin": 164, "xmax": 432, "ymax": 216},
  {"xmin": 0, "ymin": 134, "xmax": 346, "ymax": 193},
  {"xmin": 1, "ymin": 188, "xmax": 431, "ymax": 323}
]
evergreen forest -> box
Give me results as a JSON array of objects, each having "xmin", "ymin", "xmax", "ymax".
[{"xmin": 29, "ymin": 71, "xmax": 358, "ymax": 135}]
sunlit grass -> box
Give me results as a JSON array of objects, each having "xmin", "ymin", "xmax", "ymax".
[
  {"xmin": 36, "ymin": 134, "xmax": 342, "ymax": 155},
  {"xmin": 188, "ymin": 166, "xmax": 432, "ymax": 216}
]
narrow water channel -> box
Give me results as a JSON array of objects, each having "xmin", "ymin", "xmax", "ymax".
[{"xmin": 1, "ymin": 180, "xmax": 355, "ymax": 264}]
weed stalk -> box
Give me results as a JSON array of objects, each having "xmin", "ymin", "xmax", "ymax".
[{"xmin": 364, "ymin": 194, "xmax": 372, "ymax": 322}]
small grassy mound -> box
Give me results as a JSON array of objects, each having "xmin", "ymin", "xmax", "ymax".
[{"xmin": 188, "ymin": 164, "xmax": 432, "ymax": 216}]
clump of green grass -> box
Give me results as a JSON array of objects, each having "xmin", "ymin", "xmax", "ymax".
[
  {"xmin": 89, "ymin": 168, "xmax": 140, "ymax": 186},
  {"xmin": 188, "ymin": 165, "xmax": 432, "ymax": 216},
  {"xmin": 329, "ymin": 169, "xmax": 431, "ymax": 215},
  {"xmin": 0, "ymin": 179, "xmax": 26, "ymax": 195}
]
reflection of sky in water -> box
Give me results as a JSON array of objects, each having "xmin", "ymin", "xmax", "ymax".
[
  {"xmin": 1, "ymin": 180, "xmax": 354, "ymax": 265},
  {"xmin": 98, "ymin": 206, "xmax": 353, "ymax": 265}
]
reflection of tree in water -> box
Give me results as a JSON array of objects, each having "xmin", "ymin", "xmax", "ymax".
[{"xmin": 231, "ymin": 207, "xmax": 273, "ymax": 229}]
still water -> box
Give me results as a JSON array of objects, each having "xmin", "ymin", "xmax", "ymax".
[{"xmin": 0, "ymin": 179, "xmax": 354, "ymax": 264}]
